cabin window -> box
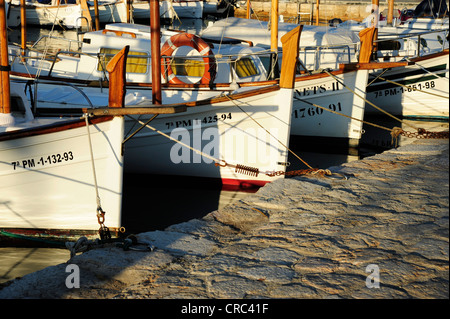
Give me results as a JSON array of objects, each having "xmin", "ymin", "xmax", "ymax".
[
  {"xmin": 378, "ymin": 40, "xmax": 401, "ymax": 51},
  {"xmin": 98, "ymin": 48, "xmax": 148, "ymax": 74},
  {"xmin": 170, "ymin": 58, "xmax": 205, "ymax": 77},
  {"xmin": 234, "ymin": 58, "xmax": 259, "ymax": 78}
]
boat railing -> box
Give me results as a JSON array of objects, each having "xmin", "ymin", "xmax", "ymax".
[
  {"xmin": 16, "ymin": 79, "xmax": 96, "ymax": 115},
  {"xmin": 298, "ymin": 44, "xmax": 355, "ymax": 71},
  {"xmin": 43, "ymin": 48, "xmax": 273, "ymax": 82},
  {"xmin": 375, "ymin": 29, "xmax": 449, "ymax": 59},
  {"xmin": 75, "ymin": 16, "xmax": 92, "ymax": 33},
  {"xmin": 30, "ymin": 34, "xmax": 84, "ymax": 54}
]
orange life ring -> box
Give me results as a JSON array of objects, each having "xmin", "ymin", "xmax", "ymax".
[{"xmin": 161, "ymin": 33, "xmax": 216, "ymax": 85}]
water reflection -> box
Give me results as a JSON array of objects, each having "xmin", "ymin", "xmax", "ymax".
[{"xmin": 121, "ymin": 174, "xmax": 256, "ymax": 234}]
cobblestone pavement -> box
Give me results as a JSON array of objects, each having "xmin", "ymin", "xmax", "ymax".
[{"xmin": 0, "ymin": 139, "xmax": 448, "ymax": 300}]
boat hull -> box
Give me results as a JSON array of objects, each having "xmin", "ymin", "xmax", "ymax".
[
  {"xmin": 291, "ymin": 68, "xmax": 369, "ymax": 147},
  {"xmin": 365, "ymin": 51, "xmax": 449, "ymax": 119},
  {"xmin": 123, "ymin": 87, "xmax": 293, "ymax": 187},
  {"xmin": 0, "ymin": 116, "xmax": 124, "ymax": 244}
]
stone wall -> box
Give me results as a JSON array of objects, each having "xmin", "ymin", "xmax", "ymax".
[{"xmin": 234, "ymin": 0, "xmax": 420, "ymax": 23}]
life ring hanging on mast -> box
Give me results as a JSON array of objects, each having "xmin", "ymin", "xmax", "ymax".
[{"xmin": 161, "ymin": 33, "xmax": 216, "ymax": 85}]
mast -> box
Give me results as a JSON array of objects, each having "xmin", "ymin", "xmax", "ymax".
[
  {"xmin": 387, "ymin": 0, "xmax": 394, "ymax": 26},
  {"xmin": 270, "ymin": 0, "xmax": 278, "ymax": 53},
  {"xmin": 246, "ymin": 0, "xmax": 251, "ymax": 19},
  {"xmin": 269, "ymin": 0, "xmax": 279, "ymax": 79},
  {"xmin": 371, "ymin": 0, "xmax": 379, "ymax": 52},
  {"xmin": 150, "ymin": 0, "xmax": 162, "ymax": 105},
  {"xmin": 93, "ymin": 0, "xmax": 100, "ymax": 31},
  {"xmin": 315, "ymin": 0, "xmax": 320, "ymax": 26},
  {"xmin": 0, "ymin": 0, "xmax": 11, "ymax": 115},
  {"xmin": 20, "ymin": 0, "xmax": 26, "ymax": 56}
]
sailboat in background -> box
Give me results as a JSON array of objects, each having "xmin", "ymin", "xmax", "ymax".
[{"xmin": 6, "ymin": 0, "xmax": 128, "ymax": 29}]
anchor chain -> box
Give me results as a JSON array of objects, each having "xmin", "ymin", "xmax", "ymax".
[{"xmin": 400, "ymin": 128, "xmax": 449, "ymax": 139}]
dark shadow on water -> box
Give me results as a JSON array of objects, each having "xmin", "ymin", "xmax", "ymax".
[{"xmin": 120, "ymin": 173, "xmax": 258, "ymax": 234}]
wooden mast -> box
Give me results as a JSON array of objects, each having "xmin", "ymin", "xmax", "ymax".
[
  {"xmin": 126, "ymin": 0, "xmax": 132, "ymax": 23},
  {"xmin": 93, "ymin": 0, "xmax": 100, "ymax": 31},
  {"xmin": 246, "ymin": 0, "xmax": 251, "ymax": 19},
  {"xmin": 371, "ymin": 0, "xmax": 379, "ymax": 52},
  {"xmin": 387, "ymin": 0, "xmax": 394, "ymax": 26},
  {"xmin": 315, "ymin": 0, "xmax": 320, "ymax": 26},
  {"xmin": 150, "ymin": 0, "xmax": 162, "ymax": 105},
  {"xmin": 270, "ymin": 0, "xmax": 278, "ymax": 53},
  {"xmin": 20, "ymin": 0, "xmax": 26, "ymax": 56},
  {"xmin": 268, "ymin": 0, "xmax": 279, "ymax": 79},
  {"xmin": 0, "ymin": 0, "xmax": 11, "ymax": 115}
]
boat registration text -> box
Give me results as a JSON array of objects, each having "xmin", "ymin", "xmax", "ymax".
[{"xmin": 11, "ymin": 151, "xmax": 74, "ymax": 170}]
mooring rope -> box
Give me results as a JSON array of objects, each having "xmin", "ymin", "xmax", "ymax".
[
  {"xmin": 223, "ymin": 94, "xmax": 314, "ymax": 169},
  {"xmin": 322, "ymin": 69, "xmax": 421, "ymax": 131},
  {"xmin": 126, "ymin": 103, "xmax": 341, "ymax": 179},
  {"xmin": 83, "ymin": 113, "xmax": 111, "ymax": 240},
  {"xmin": 319, "ymin": 69, "xmax": 448, "ymax": 145}
]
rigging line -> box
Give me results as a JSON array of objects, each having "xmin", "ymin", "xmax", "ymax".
[
  {"xmin": 367, "ymin": 68, "xmax": 389, "ymax": 87},
  {"xmin": 129, "ymin": 116, "xmax": 219, "ymax": 163},
  {"xmin": 34, "ymin": 4, "xmax": 63, "ymax": 79},
  {"xmin": 223, "ymin": 94, "xmax": 314, "ymax": 169},
  {"xmin": 127, "ymin": 114, "xmax": 289, "ymax": 177},
  {"xmin": 83, "ymin": 113, "xmax": 102, "ymax": 210},
  {"xmin": 123, "ymin": 114, "xmax": 158, "ymax": 145},
  {"xmin": 377, "ymin": 75, "xmax": 449, "ymax": 99},
  {"xmin": 405, "ymin": 57, "xmax": 450, "ymax": 82},
  {"xmin": 322, "ymin": 69, "xmax": 421, "ymax": 131},
  {"xmin": 169, "ymin": 0, "xmax": 181, "ymax": 24},
  {"xmin": 216, "ymin": 0, "xmax": 236, "ymax": 55}
]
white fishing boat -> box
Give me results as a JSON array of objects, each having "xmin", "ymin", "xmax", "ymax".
[
  {"xmin": 1, "ymin": 0, "xmax": 126, "ymax": 244},
  {"xmin": 200, "ymin": 11, "xmax": 449, "ymax": 123},
  {"xmin": 1, "ymin": 1, "xmax": 193, "ymax": 243},
  {"xmin": 171, "ymin": 0, "xmax": 203, "ymax": 18},
  {"xmin": 128, "ymin": 0, "xmax": 174, "ymax": 23},
  {"xmin": 0, "ymin": 83, "xmax": 125, "ymax": 244},
  {"xmin": 6, "ymin": 0, "xmax": 128, "ymax": 29},
  {"xmin": 365, "ymin": 49, "xmax": 449, "ymax": 119},
  {"xmin": 203, "ymin": 0, "xmax": 232, "ymax": 16}
]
